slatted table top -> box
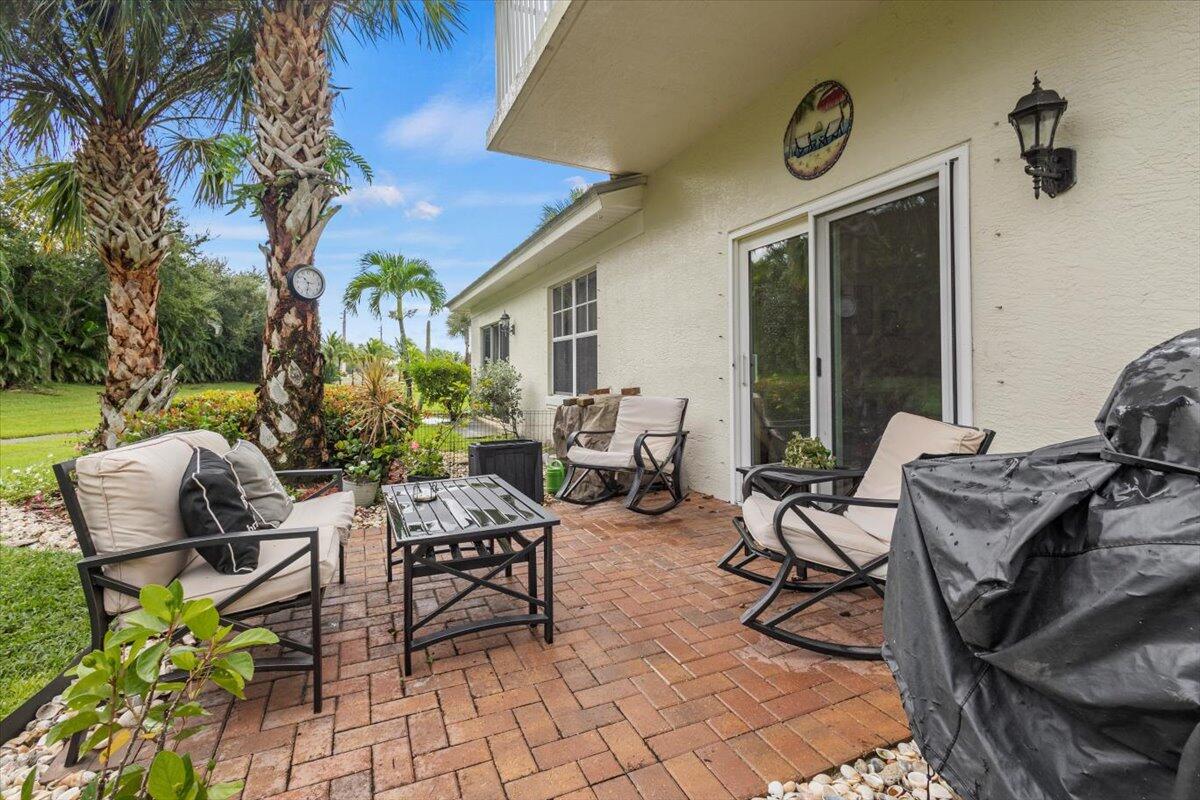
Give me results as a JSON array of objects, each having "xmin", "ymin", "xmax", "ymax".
[{"xmin": 383, "ymin": 474, "xmax": 560, "ymax": 546}]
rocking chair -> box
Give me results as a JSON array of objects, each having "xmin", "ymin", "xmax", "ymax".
[
  {"xmin": 718, "ymin": 413, "xmax": 994, "ymax": 659},
  {"xmin": 557, "ymin": 396, "xmax": 689, "ymax": 515}
]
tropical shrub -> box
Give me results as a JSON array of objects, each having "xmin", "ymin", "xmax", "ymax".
[
  {"xmin": 0, "ymin": 192, "xmax": 266, "ymax": 387},
  {"xmin": 472, "ymin": 360, "xmax": 524, "ymax": 437},
  {"xmin": 24, "ymin": 581, "xmax": 276, "ymax": 800},
  {"xmin": 120, "ymin": 390, "xmax": 258, "ymax": 445},
  {"xmin": 409, "ymin": 356, "xmax": 470, "ymax": 416},
  {"xmin": 350, "ymin": 357, "xmax": 418, "ymax": 448},
  {"xmin": 322, "ymin": 384, "xmax": 358, "ymax": 444}
]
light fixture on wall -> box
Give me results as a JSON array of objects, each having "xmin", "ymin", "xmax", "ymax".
[
  {"xmin": 499, "ymin": 311, "xmax": 516, "ymax": 337},
  {"xmin": 1008, "ymin": 73, "xmax": 1075, "ymax": 199}
]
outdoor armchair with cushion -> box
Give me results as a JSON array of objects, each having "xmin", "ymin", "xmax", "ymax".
[
  {"xmin": 556, "ymin": 395, "xmax": 689, "ymax": 515},
  {"xmin": 53, "ymin": 429, "xmax": 349, "ymax": 764},
  {"xmin": 718, "ymin": 412, "xmax": 994, "ymax": 660}
]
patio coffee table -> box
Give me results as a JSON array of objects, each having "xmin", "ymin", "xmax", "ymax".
[{"xmin": 383, "ymin": 474, "xmax": 559, "ymax": 675}]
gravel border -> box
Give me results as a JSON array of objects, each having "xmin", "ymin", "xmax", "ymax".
[{"xmin": 754, "ymin": 741, "xmax": 959, "ymax": 800}]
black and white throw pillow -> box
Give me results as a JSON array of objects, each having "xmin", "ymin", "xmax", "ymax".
[
  {"xmin": 224, "ymin": 440, "xmax": 293, "ymax": 526},
  {"xmin": 179, "ymin": 447, "xmax": 266, "ymax": 574}
]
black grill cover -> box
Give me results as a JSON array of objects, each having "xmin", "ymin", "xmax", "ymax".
[{"xmin": 883, "ymin": 329, "xmax": 1200, "ymax": 800}]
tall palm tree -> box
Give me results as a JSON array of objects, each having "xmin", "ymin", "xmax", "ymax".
[
  {"xmin": 236, "ymin": 0, "xmax": 462, "ymax": 466},
  {"xmin": 344, "ymin": 251, "xmax": 447, "ymax": 347},
  {"xmin": 343, "ymin": 251, "xmax": 446, "ymax": 390},
  {"xmin": 0, "ymin": 0, "xmax": 252, "ymax": 446},
  {"xmin": 446, "ymin": 308, "xmax": 470, "ymax": 363}
]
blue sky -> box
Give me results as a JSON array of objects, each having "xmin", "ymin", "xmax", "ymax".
[{"xmin": 179, "ymin": 2, "xmax": 601, "ymax": 354}]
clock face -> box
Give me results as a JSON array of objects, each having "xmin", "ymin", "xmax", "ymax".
[{"xmin": 288, "ymin": 266, "xmax": 325, "ymax": 300}]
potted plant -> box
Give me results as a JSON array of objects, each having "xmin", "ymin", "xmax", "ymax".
[
  {"xmin": 469, "ymin": 361, "xmax": 543, "ymax": 502},
  {"xmin": 335, "ymin": 437, "xmax": 382, "ymax": 506},
  {"xmin": 783, "ymin": 433, "xmax": 836, "ymax": 469}
]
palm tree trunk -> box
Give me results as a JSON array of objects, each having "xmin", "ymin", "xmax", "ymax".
[
  {"xmin": 397, "ymin": 298, "xmax": 414, "ymax": 399},
  {"xmin": 249, "ymin": 0, "xmax": 335, "ymax": 466},
  {"xmin": 76, "ymin": 120, "xmax": 177, "ymax": 447}
]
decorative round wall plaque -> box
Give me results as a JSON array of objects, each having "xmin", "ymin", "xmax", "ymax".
[{"xmin": 783, "ymin": 80, "xmax": 853, "ymax": 180}]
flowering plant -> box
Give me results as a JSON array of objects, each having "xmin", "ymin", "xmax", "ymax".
[{"xmin": 405, "ymin": 439, "xmax": 447, "ymax": 478}]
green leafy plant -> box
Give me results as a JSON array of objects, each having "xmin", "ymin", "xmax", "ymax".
[
  {"xmin": 783, "ymin": 434, "xmax": 836, "ymax": 470},
  {"xmin": 472, "ymin": 360, "xmax": 524, "ymax": 438},
  {"xmin": 409, "ymin": 356, "xmax": 470, "ymax": 417},
  {"xmin": 21, "ymin": 581, "xmax": 277, "ymax": 800},
  {"xmin": 333, "ymin": 437, "xmax": 382, "ymax": 483},
  {"xmin": 405, "ymin": 439, "xmax": 447, "ymax": 478}
]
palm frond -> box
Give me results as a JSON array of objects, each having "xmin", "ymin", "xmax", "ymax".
[
  {"xmin": 537, "ymin": 185, "xmax": 589, "ymax": 227},
  {"xmin": 326, "ymin": 133, "xmax": 374, "ymax": 186},
  {"xmin": 3, "ymin": 160, "xmax": 86, "ymax": 250},
  {"xmin": 326, "ymin": 0, "xmax": 466, "ymax": 62}
]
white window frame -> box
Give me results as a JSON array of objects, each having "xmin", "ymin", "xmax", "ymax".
[
  {"xmin": 481, "ymin": 321, "xmax": 506, "ymax": 363},
  {"xmin": 550, "ymin": 269, "xmax": 598, "ymax": 395},
  {"xmin": 727, "ymin": 143, "xmax": 973, "ymax": 499}
]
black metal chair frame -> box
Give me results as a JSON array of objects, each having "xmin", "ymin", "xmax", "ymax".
[
  {"xmin": 718, "ymin": 428, "xmax": 995, "ymax": 660},
  {"xmin": 53, "ymin": 443, "xmax": 344, "ymax": 766},
  {"xmin": 556, "ymin": 398, "xmax": 689, "ymax": 515}
]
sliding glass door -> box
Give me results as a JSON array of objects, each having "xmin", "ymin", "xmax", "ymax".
[
  {"xmin": 815, "ymin": 176, "xmax": 952, "ymax": 467},
  {"xmin": 746, "ymin": 232, "xmax": 810, "ymax": 465},
  {"xmin": 736, "ymin": 158, "xmax": 966, "ymax": 482}
]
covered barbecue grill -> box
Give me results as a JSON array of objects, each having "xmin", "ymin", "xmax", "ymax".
[{"xmin": 883, "ymin": 329, "xmax": 1200, "ymax": 800}]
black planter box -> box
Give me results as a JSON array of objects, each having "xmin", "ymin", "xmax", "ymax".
[{"xmin": 469, "ymin": 439, "xmax": 544, "ymax": 504}]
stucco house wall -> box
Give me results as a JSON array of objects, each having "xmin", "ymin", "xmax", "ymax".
[{"xmin": 465, "ymin": 0, "xmax": 1200, "ymax": 501}]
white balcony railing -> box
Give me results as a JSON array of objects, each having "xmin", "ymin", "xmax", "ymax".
[{"xmin": 494, "ymin": 0, "xmax": 556, "ymax": 114}]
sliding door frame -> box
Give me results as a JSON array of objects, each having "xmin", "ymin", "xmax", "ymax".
[{"xmin": 727, "ymin": 143, "xmax": 973, "ymax": 500}]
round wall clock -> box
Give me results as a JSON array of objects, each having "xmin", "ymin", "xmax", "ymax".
[
  {"xmin": 783, "ymin": 80, "xmax": 854, "ymax": 180},
  {"xmin": 286, "ymin": 265, "xmax": 325, "ymax": 301}
]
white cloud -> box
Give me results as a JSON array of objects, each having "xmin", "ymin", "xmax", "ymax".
[
  {"xmin": 407, "ymin": 200, "xmax": 443, "ymax": 220},
  {"xmin": 383, "ymin": 95, "xmax": 492, "ymax": 160},
  {"xmin": 565, "ymin": 175, "xmax": 589, "ymax": 191},
  {"xmin": 453, "ymin": 189, "xmax": 558, "ymax": 208},
  {"xmin": 338, "ymin": 184, "xmax": 406, "ymax": 208}
]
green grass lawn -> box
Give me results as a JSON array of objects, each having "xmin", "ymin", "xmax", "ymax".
[
  {"xmin": 0, "ymin": 381, "xmax": 253, "ymax": 438},
  {"xmin": 0, "ymin": 546, "xmax": 89, "ymax": 718}
]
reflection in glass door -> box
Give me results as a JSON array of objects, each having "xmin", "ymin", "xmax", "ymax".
[
  {"xmin": 818, "ymin": 179, "xmax": 944, "ymax": 467},
  {"xmin": 747, "ymin": 234, "xmax": 809, "ymax": 465}
]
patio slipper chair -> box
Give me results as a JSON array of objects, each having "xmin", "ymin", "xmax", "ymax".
[
  {"xmin": 54, "ymin": 430, "xmax": 350, "ymax": 764},
  {"xmin": 556, "ymin": 395, "xmax": 689, "ymax": 515},
  {"xmin": 718, "ymin": 412, "xmax": 994, "ymax": 659}
]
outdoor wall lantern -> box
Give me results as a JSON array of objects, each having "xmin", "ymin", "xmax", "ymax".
[
  {"xmin": 499, "ymin": 311, "xmax": 515, "ymax": 337},
  {"xmin": 1008, "ymin": 73, "xmax": 1075, "ymax": 198}
]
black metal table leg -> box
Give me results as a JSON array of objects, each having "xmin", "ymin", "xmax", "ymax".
[
  {"xmin": 527, "ymin": 535, "xmax": 538, "ymax": 628},
  {"xmin": 543, "ymin": 525, "xmax": 553, "ymax": 644},
  {"xmin": 402, "ymin": 542, "xmax": 413, "ymax": 676},
  {"xmin": 386, "ymin": 511, "xmax": 394, "ymax": 583}
]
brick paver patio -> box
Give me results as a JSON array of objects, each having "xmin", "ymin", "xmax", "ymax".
[{"xmin": 194, "ymin": 495, "xmax": 909, "ymax": 800}]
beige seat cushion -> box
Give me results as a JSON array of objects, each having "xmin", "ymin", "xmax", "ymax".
[
  {"xmin": 166, "ymin": 491, "xmax": 352, "ymax": 616},
  {"xmin": 741, "ymin": 491, "xmax": 888, "ymax": 578},
  {"xmin": 606, "ymin": 396, "xmax": 687, "ymax": 462},
  {"xmin": 845, "ymin": 413, "xmax": 988, "ymax": 538},
  {"xmin": 567, "ymin": 446, "xmax": 634, "ymax": 469}
]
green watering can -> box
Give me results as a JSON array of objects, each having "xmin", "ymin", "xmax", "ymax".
[{"xmin": 545, "ymin": 458, "xmax": 566, "ymax": 494}]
